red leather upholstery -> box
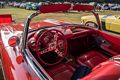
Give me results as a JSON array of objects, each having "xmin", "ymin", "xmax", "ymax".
[
  {"xmin": 77, "ymin": 50, "xmax": 108, "ymax": 68},
  {"xmin": 47, "ymin": 64, "xmax": 75, "ymax": 80},
  {"xmin": 81, "ymin": 60, "xmax": 120, "ymax": 80}
]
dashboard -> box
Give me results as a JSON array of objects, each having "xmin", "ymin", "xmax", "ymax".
[{"xmin": 27, "ymin": 25, "xmax": 93, "ymax": 51}]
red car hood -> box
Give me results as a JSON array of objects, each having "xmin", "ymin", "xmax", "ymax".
[
  {"xmin": 0, "ymin": 19, "xmax": 71, "ymax": 31},
  {"xmin": 0, "ymin": 19, "xmax": 71, "ymax": 44}
]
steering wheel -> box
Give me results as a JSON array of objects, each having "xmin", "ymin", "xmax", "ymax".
[{"xmin": 35, "ymin": 29, "xmax": 67, "ymax": 66}]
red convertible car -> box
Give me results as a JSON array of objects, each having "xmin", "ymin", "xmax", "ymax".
[{"xmin": 0, "ymin": 4, "xmax": 120, "ymax": 80}]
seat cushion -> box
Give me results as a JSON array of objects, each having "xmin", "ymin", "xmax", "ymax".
[
  {"xmin": 77, "ymin": 50, "xmax": 108, "ymax": 68},
  {"xmin": 47, "ymin": 64, "xmax": 75, "ymax": 80}
]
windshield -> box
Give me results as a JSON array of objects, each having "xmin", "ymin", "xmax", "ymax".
[{"xmin": 29, "ymin": 4, "xmax": 98, "ymax": 30}]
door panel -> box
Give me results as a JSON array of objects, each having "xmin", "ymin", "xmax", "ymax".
[{"xmin": 98, "ymin": 30, "xmax": 120, "ymax": 54}]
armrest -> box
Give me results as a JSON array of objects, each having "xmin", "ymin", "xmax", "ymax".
[{"xmin": 100, "ymin": 45, "xmax": 118, "ymax": 55}]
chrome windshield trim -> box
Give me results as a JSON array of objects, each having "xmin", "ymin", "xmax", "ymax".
[
  {"xmin": 22, "ymin": 11, "xmax": 40, "ymax": 50},
  {"xmin": 21, "ymin": 11, "xmax": 53, "ymax": 80},
  {"xmin": 23, "ymin": 49, "xmax": 53, "ymax": 80}
]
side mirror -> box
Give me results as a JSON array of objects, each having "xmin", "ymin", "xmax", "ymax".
[{"xmin": 8, "ymin": 36, "xmax": 20, "ymax": 47}]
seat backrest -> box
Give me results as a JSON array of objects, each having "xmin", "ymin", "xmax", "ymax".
[
  {"xmin": 81, "ymin": 60, "xmax": 120, "ymax": 80},
  {"xmin": 0, "ymin": 14, "xmax": 13, "ymax": 24}
]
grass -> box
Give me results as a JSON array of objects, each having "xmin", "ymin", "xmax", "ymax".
[{"xmin": 0, "ymin": 7, "xmax": 120, "ymax": 23}]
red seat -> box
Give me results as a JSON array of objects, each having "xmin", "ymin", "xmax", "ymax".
[
  {"xmin": 77, "ymin": 50, "xmax": 108, "ymax": 68},
  {"xmin": 81, "ymin": 59, "xmax": 120, "ymax": 80},
  {"xmin": 47, "ymin": 64, "xmax": 75, "ymax": 80}
]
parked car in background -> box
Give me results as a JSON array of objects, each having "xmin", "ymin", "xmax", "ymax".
[
  {"xmin": 102, "ymin": 3, "xmax": 110, "ymax": 10},
  {"xmin": 0, "ymin": 1, "xmax": 5, "ymax": 8},
  {"xmin": 14, "ymin": 2, "xmax": 21, "ymax": 8},
  {"xmin": 111, "ymin": 5, "xmax": 120, "ymax": 10},
  {"xmin": 31, "ymin": 3, "xmax": 39, "ymax": 10},
  {"xmin": 19, "ymin": 2, "xmax": 26, "ymax": 8},
  {"xmin": 25, "ymin": 2, "xmax": 34, "ymax": 10},
  {"xmin": 8, "ymin": 2, "xmax": 14, "ymax": 6},
  {"xmin": 89, "ymin": 2, "xmax": 97, "ymax": 7},
  {"xmin": 38, "ymin": 2, "xmax": 42, "ymax": 6},
  {"xmin": 81, "ymin": 15, "xmax": 120, "ymax": 35}
]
